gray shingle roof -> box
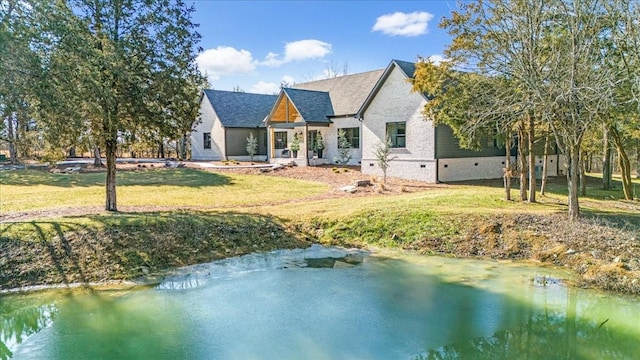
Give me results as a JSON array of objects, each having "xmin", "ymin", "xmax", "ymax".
[
  {"xmin": 393, "ymin": 59, "xmax": 417, "ymax": 79},
  {"xmin": 292, "ymin": 69, "xmax": 384, "ymax": 116},
  {"xmin": 203, "ymin": 90, "xmax": 277, "ymax": 128},
  {"xmin": 283, "ymin": 88, "xmax": 334, "ymax": 123}
]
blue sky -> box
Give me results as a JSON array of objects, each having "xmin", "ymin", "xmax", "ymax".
[{"xmin": 191, "ymin": 0, "xmax": 459, "ymax": 94}]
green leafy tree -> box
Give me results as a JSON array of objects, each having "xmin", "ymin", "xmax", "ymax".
[
  {"xmin": 33, "ymin": 0, "xmax": 204, "ymax": 211},
  {"xmin": 0, "ymin": 1, "xmax": 44, "ymax": 164},
  {"xmin": 290, "ymin": 132, "xmax": 300, "ymax": 157}
]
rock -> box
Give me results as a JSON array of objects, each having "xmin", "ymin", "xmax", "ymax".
[
  {"xmin": 260, "ymin": 168, "xmax": 272, "ymax": 173},
  {"xmin": 340, "ymin": 185, "xmax": 357, "ymax": 193},
  {"xmin": 565, "ymin": 248, "xmax": 578, "ymax": 255},
  {"xmin": 63, "ymin": 167, "xmax": 81, "ymax": 173},
  {"xmin": 305, "ymin": 257, "xmax": 336, "ymax": 268},
  {"xmin": 333, "ymin": 260, "xmax": 355, "ymax": 269},
  {"xmin": 354, "ymin": 179, "xmax": 372, "ymax": 187}
]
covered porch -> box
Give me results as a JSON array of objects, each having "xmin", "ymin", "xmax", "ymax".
[
  {"xmin": 268, "ymin": 124, "xmax": 330, "ymax": 166},
  {"xmin": 265, "ymin": 88, "xmax": 333, "ymax": 166}
]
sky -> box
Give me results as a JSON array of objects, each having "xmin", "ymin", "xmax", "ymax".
[{"xmin": 191, "ymin": 0, "xmax": 460, "ymax": 94}]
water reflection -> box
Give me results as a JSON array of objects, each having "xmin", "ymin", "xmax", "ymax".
[
  {"xmin": 1, "ymin": 247, "xmax": 639, "ymax": 359},
  {"xmin": 0, "ymin": 296, "xmax": 57, "ymax": 360}
]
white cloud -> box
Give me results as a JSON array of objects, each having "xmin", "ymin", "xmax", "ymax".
[
  {"xmin": 196, "ymin": 46, "xmax": 256, "ymax": 80},
  {"xmin": 250, "ymin": 75, "xmax": 297, "ymax": 95},
  {"xmin": 372, "ymin": 11, "xmax": 433, "ymax": 37},
  {"xmin": 251, "ymin": 81, "xmax": 280, "ymax": 95},
  {"xmin": 281, "ymin": 75, "xmax": 296, "ymax": 86},
  {"xmin": 284, "ymin": 40, "xmax": 332, "ymax": 62},
  {"xmin": 261, "ymin": 52, "xmax": 285, "ymax": 67},
  {"xmin": 258, "ymin": 40, "xmax": 332, "ymax": 67},
  {"xmin": 428, "ymin": 54, "xmax": 448, "ymax": 65}
]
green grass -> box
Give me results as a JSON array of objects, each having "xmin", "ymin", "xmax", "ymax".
[
  {"xmin": 2, "ymin": 168, "xmax": 639, "ymax": 233},
  {"xmin": 0, "ymin": 168, "xmax": 329, "ymax": 213}
]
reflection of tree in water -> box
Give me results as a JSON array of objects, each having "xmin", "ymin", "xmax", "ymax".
[
  {"xmin": 416, "ymin": 292, "xmax": 636, "ymax": 360},
  {"xmin": 0, "ymin": 301, "xmax": 58, "ymax": 360}
]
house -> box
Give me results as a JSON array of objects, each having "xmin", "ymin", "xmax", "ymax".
[
  {"xmin": 191, "ymin": 90, "xmax": 276, "ymax": 161},
  {"xmin": 193, "ymin": 60, "xmax": 559, "ymax": 182},
  {"xmin": 264, "ymin": 70, "xmax": 384, "ymax": 166},
  {"xmin": 356, "ymin": 59, "xmax": 559, "ymax": 182}
]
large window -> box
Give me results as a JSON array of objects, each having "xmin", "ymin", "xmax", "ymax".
[
  {"xmin": 274, "ymin": 131, "xmax": 288, "ymax": 149},
  {"xmin": 338, "ymin": 127, "xmax": 360, "ymax": 149},
  {"xmin": 386, "ymin": 122, "xmax": 406, "ymax": 148},
  {"xmin": 203, "ymin": 132, "xmax": 211, "ymax": 149}
]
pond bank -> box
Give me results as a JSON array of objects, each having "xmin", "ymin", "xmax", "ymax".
[{"xmin": 1, "ymin": 211, "xmax": 639, "ymax": 295}]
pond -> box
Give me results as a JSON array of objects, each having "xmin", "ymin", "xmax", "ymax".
[{"xmin": 1, "ymin": 245, "xmax": 639, "ymax": 359}]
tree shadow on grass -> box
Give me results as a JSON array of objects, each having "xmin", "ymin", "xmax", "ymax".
[{"xmin": 0, "ymin": 168, "xmax": 232, "ymax": 188}]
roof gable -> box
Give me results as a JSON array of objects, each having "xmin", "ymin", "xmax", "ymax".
[
  {"xmin": 203, "ymin": 90, "xmax": 277, "ymax": 128},
  {"xmin": 356, "ymin": 59, "xmax": 427, "ymax": 117},
  {"xmin": 292, "ymin": 69, "xmax": 384, "ymax": 116},
  {"xmin": 282, "ymin": 88, "xmax": 334, "ymax": 122}
]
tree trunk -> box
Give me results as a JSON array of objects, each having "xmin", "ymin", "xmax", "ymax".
[
  {"xmin": 636, "ymin": 139, "xmax": 640, "ymax": 179},
  {"xmin": 180, "ymin": 135, "xmax": 187, "ymax": 161},
  {"xmin": 105, "ymin": 138, "xmax": 118, "ymax": 211},
  {"xmin": 527, "ymin": 112, "xmax": 536, "ymax": 203},
  {"xmin": 518, "ymin": 122, "xmax": 528, "ymax": 201},
  {"xmin": 541, "ymin": 135, "xmax": 549, "ymax": 196},
  {"xmin": 636, "ymin": 140, "xmax": 640, "ymax": 179},
  {"xmin": 503, "ymin": 132, "xmax": 512, "ymax": 201},
  {"xmin": 610, "ymin": 126, "xmax": 633, "ymax": 200},
  {"xmin": 7, "ymin": 114, "xmax": 18, "ymax": 164},
  {"xmin": 602, "ymin": 126, "xmax": 612, "ymax": 190},
  {"xmin": 93, "ymin": 146, "xmax": 103, "ymax": 167},
  {"xmin": 567, "ymin": 146, "xmax": 580, "ymax": 220},
  {"xmin": 579, "ymin": 151, "xmax": 586, "ymax": 197},
  {"xmin": 159, "ymin": 141, "xmax": 165, "ymax": 158}
]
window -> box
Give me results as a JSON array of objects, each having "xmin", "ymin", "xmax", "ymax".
[
  {"xmin": 274, "ymin": 131, "xmax": 288, "ymax": 149},
  {"xmin": 307, "ymin": 130, "xmax": 317, "ymax": 151},
  {"xmin": 386, "ymin": 122, "xmax": 406, "ymax": 148},
  {"xmin": 338, "ymin": 127, "xmax": 360, "ymax": 149},
  {"xmin": 203, "ymin": 132, "xmax": 211, "ymax": 149}
]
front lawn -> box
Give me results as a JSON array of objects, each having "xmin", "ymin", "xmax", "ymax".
[{"xmin": 0, "ymin": 168, "xmax": 329, "ymax": 213}]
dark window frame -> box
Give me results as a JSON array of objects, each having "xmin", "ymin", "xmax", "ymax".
[
  {"xmin": 338, "ymin": 127, "xmax": 360, "ymax": 149},
  {"xmin": 386, "ymin": 122, "xmax": 406, "ymax": 148},
  {"xmin": 274, "ymin": 131, "xmax": 288, "ymax": 149},
  {"xmin": 203, "ymin": 132, "xmax": 212, "ymax": 149}
]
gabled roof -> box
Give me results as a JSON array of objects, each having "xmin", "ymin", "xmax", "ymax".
[
  {"xmin": 356, "ymin": 59, "xmax": 428, "ymax": 117},
  {"xmin": 292, "ymin": 69, "xmax": 384, "ymax": 116},
  {"xmin": 394, "ymin": 60, "xmax": 417, "ymax": 79},
  {"xmin": 282, "ymin": 88, "xmax": 334, "ymax": 123},
  {"xmin": 202, "ymin": 89, "xmax": 277, "ymax": 128}
]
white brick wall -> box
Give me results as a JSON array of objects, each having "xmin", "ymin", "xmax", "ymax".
[
  {"xmin": 361, "ymin": 64, "xmax": 436, "ymax": 181},
  {"xmin": 437, "ymin": 155, "xmax": 561, "ymax": 182},
  {"xmin": 191, "ymin": 96, "xmax": 226, "ymax": 160}
]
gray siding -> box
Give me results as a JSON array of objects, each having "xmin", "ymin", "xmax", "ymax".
[
  {"xmin": 225, "ymin": 128, "xmax": 267, "ymax": 157},
  {"xmin": 435, "ymin": 125, "xmax": 507, "ymax": 159}
]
